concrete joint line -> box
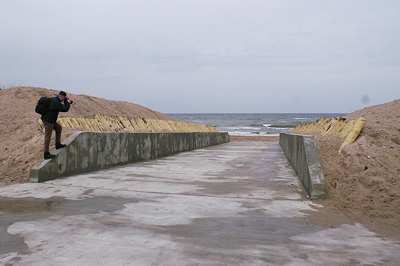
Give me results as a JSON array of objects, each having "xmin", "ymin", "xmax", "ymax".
[{"xmin": 42, "ymin": 183, "xmax": 305, "ymax": 202}]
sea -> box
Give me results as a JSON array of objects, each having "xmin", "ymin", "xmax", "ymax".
[{"xmin": 167, "ymin": 113, "xmax": 346, "ymax": 136}]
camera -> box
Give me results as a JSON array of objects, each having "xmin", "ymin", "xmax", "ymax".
[{"xmin": 66, "ymin": 97, "xmax": 74, "ymax": 104}]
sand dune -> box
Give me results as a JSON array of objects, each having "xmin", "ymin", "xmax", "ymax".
[
  {"xmin": 313, "ymin": 99, "xmax": 400, "ymax": 236},
  {"xmin": 0, "ymin": 86, "xmax": 174, "ymax": 186}
]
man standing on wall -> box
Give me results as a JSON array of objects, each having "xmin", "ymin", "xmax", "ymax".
[{"xmin": 41, "ymin": 91, "xmax": 72, "ymax": 159}]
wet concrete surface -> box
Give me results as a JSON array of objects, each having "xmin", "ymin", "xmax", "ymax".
[{"xmin": 1, "ymin": 142, "xmax": 400, "ymax": 265}]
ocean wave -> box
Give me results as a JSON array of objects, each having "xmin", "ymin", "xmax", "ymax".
[
  {"xmin": 248, "ymin": 124, "xmax": 264, "ymax": 127},
  {"xmin": 228, "ymin": 131, "xmax": 280, "ymax": 137},
  {"xmin": 268, "ymin": 124, "xmax": 296, "ymax": 129},
  {"xmin": 263, "ymin": 124, "xmax": 272, "ymax": 127},
  {"xmin": 227, "ymin": 126, "xmax": 261, "ymax": 130},
  {"xmin": 228, "ymin": 131, "xmax": 257, "ymax": 136}
]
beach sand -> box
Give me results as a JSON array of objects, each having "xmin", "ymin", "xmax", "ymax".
[
  {"xmin": 313, "ymin": 99, "xmax": 400, "ymax": 238},
  {"xmin": 229, "ymin": 135, "xmax": 279, "ymax": 142}
]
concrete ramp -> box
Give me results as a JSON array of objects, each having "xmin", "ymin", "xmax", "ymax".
[{"xmin": 1, "ymin": 142, "xmax": 399, "ymax": 265}]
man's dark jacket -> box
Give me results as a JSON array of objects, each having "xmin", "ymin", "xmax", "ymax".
[{"xmin": 41, "ymin": 96, "xmax": 71, "ymax": 124}]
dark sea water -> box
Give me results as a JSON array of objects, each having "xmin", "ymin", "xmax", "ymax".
[{"xmin": 167, "ymin": 113, "xmax": 346, "ymax": 136}]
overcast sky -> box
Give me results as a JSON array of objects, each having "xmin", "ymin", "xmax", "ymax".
[{"xmin": 1, "ymin": 0, "xmax": 399, "ymax": 113}]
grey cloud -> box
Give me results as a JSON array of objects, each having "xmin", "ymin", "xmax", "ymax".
[{"xmin": 1, "ymin": 0, "xmax": 399, "ymax": 113}]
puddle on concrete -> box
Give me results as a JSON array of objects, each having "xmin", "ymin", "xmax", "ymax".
[
  {"xmin": 82, "ymin": 189, "xmax": 95, "ymax": 196},
  {"xmin": 155, "ymin": 215, "xmax": 326, "ymax": 265},
  {"xmin": 0, "ymin": 200, "xmax": 60, "ymax": 214},
  {"xmin": 158, "ymin": 216, "xmax": 323, "ymax": 251},
  {"xmin": 0, "ymin": 196, "xmax": 143, "ymax": 257}
]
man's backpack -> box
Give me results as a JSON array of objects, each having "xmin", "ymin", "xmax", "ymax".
[{"xmin": 35, "ymin": 97, "xmax": 52, "ymax": 115}]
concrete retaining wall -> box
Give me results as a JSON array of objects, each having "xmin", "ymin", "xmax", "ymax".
[
  {"xmin": 30, "ymin": 132, "xmax": 230, "ymax": 182},
  {"xmin": 279, "ymin": 133, "xmax": 325, "ymax": 199}
]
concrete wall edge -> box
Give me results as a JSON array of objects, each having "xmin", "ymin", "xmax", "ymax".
[{"xmin": 279, "ymin": 133, "xmax": 326, "ymax": 199}]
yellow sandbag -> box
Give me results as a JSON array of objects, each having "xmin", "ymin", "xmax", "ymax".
[
  {"xmin": 339, "ymin": 117, "xmax": 367, "ymax": 153},
  {"xmin": 38, "ymin": 114, "xmax": 218, "ymax": 133}
]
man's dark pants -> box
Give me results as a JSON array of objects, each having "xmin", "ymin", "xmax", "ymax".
[{"xmin": 43, "ymin": 121, "xmax": 62, "ymax": 152}]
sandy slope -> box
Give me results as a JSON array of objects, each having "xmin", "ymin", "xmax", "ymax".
[
  {"xmin": 0, "ymin": 86, "xmax": 173, "ymax": 186},
  {"xmin": 313, "ymin": 99, "xmax": 400, "ymax": 236}
]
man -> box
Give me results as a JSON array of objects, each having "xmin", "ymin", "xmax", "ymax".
[{"xmin": 41, "ymin": 91, "xmax": 72, "ymax": 159}]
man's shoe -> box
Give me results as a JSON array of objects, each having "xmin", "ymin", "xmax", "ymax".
[
  {"xmin": 44, "ymin": 151, "xmax": 55, "ymax": 160},
  {"xmin": 55, "ymin": 143, "xmax": 66, "ymax": 150}
]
